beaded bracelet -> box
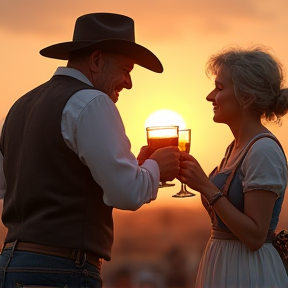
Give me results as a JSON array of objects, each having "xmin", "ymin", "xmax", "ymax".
[{"xmin": 208, "ymin": 191, "xmax": 224, "ymax": 207}]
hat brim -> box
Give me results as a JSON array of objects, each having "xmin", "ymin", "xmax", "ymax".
[{"xmin": 40, "ymin": 39, "xmax": 163, "ymax": 73}]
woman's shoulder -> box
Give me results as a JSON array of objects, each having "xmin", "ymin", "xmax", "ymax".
[
  {"xmin": 248, "ymin": 134, "xmax": 286, "ymax": 160},
  {"xmin": 220, "ymin": 133, "xmax": 286, "ymax": 172},
  {"xmin": 243, "ymin": 134, "xmax": 287, "ymax": 173}
]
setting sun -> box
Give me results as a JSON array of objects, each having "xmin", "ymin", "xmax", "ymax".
[{"xmin": 144, "ymin": 109, "xmax": 186, "ymax": 129}]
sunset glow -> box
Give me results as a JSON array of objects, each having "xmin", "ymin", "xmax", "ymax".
[
  {"xmin": 145, "ymin": 109, "xmax": 186, "ymax": 129},
  {"xmin": 0, "ymin": 0, "xmax": 287, "ymax": 210},
  {"xmin": 0, "ymin": 3, "xmax": 287, "ymax": 284}
]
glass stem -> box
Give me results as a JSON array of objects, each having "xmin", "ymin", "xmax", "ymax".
[{"xmin": 181, "ymin": 182, "xmax": 185, "ymax": 191}]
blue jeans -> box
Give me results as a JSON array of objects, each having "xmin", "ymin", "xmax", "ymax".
[{"xmin": 0, "ymin": 245, "xmax": 102, "ymax": 288}]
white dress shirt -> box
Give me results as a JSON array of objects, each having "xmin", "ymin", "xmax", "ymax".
[{"xmin": 0, "ymin": 67, "xmax": 160, "ymax": 210}]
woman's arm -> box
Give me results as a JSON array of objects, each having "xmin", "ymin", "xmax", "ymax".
[
  {"xmin": 178, "ymin": 152, "xmax": 277, "ymax": 251},
  {"xmin": 210, "ymin": 189, "xmax": 276, "ymax": 251}
]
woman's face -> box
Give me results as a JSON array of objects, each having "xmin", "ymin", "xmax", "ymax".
[{"xmin": 206, "ymin": 65, "xmax": 243, "ymax": 125}]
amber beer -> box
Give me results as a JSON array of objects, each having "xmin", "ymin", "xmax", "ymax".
[
  {"xmin": 148, "ymin": 136, "xmax": 178, "ymax": 152},
  {"xmin": 178, "ymin": 141, "xmax": 190, "ymax": 153},
  {"xmin": 178, "ymin": 129, "xmax": 191, "ymax": 153},
  {"xmin": 146, "ymin": 126, "xmax": 179, "ymax": 153}
]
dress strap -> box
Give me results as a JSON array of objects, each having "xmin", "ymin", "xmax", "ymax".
[{"xmin": 222, "ymin": 134, "xmax": 286, "ymax": 196}]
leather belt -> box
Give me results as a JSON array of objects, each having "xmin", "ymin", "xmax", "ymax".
[
  {"xmin": 211, "ymin": 227, "xmax": 275, "ymax": 243},
  {"xmin": 2, "ymin": 241, "xmax": 103, "ymax": 270}
]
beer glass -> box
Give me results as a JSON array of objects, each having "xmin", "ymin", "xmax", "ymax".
[
  {"xmin": 172, "ymin": 129, "xmax": 196, "ymax": 197},
  {"xmin": 146, "ymin": 126, "xmax": 179, "ymax": 188}
]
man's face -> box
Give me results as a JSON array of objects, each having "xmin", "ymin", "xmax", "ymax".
[{"xmin": 93, "ymin": 53, "xmax": 134, "ymax": 103}]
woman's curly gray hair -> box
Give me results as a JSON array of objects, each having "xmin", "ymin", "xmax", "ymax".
[{"xmin": 205, "ymin": 45, "xmax": 288, "ymax": 125}]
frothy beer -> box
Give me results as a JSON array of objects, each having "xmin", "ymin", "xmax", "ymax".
[
  {"xmin": 146, "ymin": 125, "xmax": 179, "ymax": 153},
  {"xmin": 148, "ymin": 136, "xmax": 178, "ymax": 152}
]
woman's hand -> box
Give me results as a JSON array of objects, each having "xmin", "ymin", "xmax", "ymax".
[
  {"xmin": 177, "ymin": 152, "xmax": 208, "ymax": 193},
  {"xmin": 177, "ymin": 152, "xmax": 217, "ymax": 196}
]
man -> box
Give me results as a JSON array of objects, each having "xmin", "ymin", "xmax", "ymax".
[{"xmin": 0, "ymin": 13, "xmax": 180, "ymax": 286}]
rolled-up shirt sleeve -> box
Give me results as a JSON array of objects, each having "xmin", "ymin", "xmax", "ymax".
[{"xmin": 62, "ymin": 89, "xmax": 160, "ymax": 211}]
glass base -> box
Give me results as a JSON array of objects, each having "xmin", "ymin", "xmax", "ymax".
[
  {"xmin": 172, "ymin": 183, "xmax": 196, "ymax": 198},
  {"xmin": 159, "ymin": 182, "xmax": 175, "ymax": 188},
  {"xmin": 172, "ymin": 191, "xmax": 196, "ymax": 198}
]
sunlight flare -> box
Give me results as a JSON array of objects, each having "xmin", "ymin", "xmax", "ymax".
[{"xmin": 144, "ymin": 109, "xmax": 186, "ymax": 129}]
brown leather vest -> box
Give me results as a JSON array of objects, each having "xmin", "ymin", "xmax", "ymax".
[{"xmin": 0, "ymin": 75, "xmax": 113, "ymax": 261}]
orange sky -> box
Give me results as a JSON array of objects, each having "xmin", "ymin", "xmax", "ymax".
[{"xmin": 0, "ymin": 0, "xmax": 288, "ymax": 207}]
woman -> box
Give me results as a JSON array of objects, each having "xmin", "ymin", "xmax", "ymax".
[{"xmin": 178, "ymin": 46, "xmax": 288, "ymax": 287}]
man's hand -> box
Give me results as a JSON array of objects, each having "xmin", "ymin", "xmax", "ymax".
[
  {"xmin": 149, "ymin": 146, "xmax": 181, "ymax": 182},
  {"xmin": 137, "ymin": 145, "xmax": 153, "ymax": 166}
]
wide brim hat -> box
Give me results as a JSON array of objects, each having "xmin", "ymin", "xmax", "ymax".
[{"xmin": 40, "ymin": 13, "xmax": 163, "ymax": 73}]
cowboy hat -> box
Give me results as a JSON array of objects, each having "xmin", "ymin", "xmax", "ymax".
[{"xmin": 40, "ymin": 13, "xmax": 163, "ymax": 73}]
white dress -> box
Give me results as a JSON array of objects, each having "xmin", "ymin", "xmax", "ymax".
[{"xmin": 195, "ymin": 236, "xmax": 288, "ymax": 288}]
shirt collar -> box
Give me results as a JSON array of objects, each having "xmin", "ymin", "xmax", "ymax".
[{"xmin": 54, "ymin": 67, "xmax": 93, "ymax": 87}]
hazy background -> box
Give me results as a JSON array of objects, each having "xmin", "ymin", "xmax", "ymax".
[{"xmin": 0, "ymin": 1, "xmax": 287, "ymax": 287}]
